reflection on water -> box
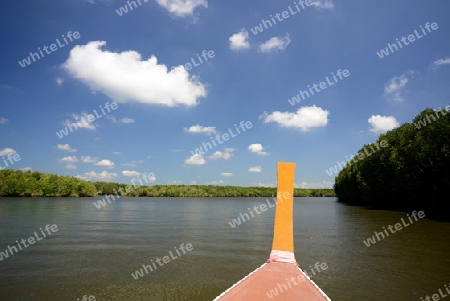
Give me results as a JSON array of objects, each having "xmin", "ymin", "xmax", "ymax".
[{"xmin": 0, "ymin": 197, "xmax": 449, "ymax": 300}]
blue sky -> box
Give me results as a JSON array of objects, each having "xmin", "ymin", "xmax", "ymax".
[{"xmin": 0, "ymin": 0, "xmax": 449, "ymax": 188}]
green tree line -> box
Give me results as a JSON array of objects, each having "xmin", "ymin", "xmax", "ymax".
[
  {"xmin": 0, "ymin": 169, "xmax": 335, "ymax": 197},
  {"xmin": 334, "ymin": 107, "xmax": 450, "ymax": 219}
]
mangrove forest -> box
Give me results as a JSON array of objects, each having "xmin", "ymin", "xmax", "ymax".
[{"xmin": 334, "ymin": 107, "xmax": 450, "ymax": 219}]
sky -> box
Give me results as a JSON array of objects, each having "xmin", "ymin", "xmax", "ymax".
[{"xmin": 0, "ymin": 0, "xmax": 449, "ymax": 188}]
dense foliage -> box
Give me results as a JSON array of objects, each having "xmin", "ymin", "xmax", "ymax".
[
  {"xmin": 0, "ymin": 169, "xmax": 335, "ymax": 197},
  {"xmin": 0, "ymin": 169, "xmax": 98, "ymax": 197},
  {"xmin": 334, "ymin": 107, "xmax": 450, "ymax": 219}
]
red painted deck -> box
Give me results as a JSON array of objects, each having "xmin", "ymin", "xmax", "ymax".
[
  {"xmin": 214, "ymin": 162, "xmax": 331, "ymax": 300},
  {"xmin": 214, "ymin": 262, "xmax": 330, "ymax": 300}
]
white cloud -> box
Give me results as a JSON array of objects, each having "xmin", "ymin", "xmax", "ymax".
[
  {"xmin": 65, "ymin": 164, "xmax": 77, "ymax": 169},
  {"xmin": 295, "ymin": 181, "xmax": 334, "ymax": 189},
  {"xmin": 56, "ymin": 78, "xmax": 64, "ymax": 86},
  {"xmin": 0, "ymin": 117, "xmax": 9, "ymax": 124},
  {"xmin": 185, "ymin": 154, "xmax": 205, "ymax": 165},
  {"xmin": 122, "ymin": 170, "xmax": 141, "ymax": 177},
  {"xmin": 63, "ymin": 112, "xmax": 96, "ymax": 130},
  {"xmin": 168, "ymin": 180, "xmax": 184, "ymax": 185},
  {"xmin": 62, "ymin": 41, "xmax": 206, "ymax": 107},
  {"xmin": 431, "ymin": 57, "xmax": 450, "ymax": 69},
  {"xmin": 107, "ymin": 116, "xmax": 135, "ymax": 123},
  {"xmin": 368, "ymin": 115, "xmax": 399, "ymax": 133},
  {"xmin": 95, "ymin": 159, "xmax": 115, "ymax": 168},
  {"xmin": 264, "ymin": 105, "xmax": 329, "ymax": 131},
  {"xmin": 249, "ymin": 166, "xmax": 262, "ymax": 173},
  {"xmin": 183, "ymin": 124, "xmax": 216, "ymax": 135},
  {"xmin": 248, "ymin": 144, "xmax": 268, "ymax": 156},
  {"xmin": 20, "ymin": 167, "xmax": 32, "ymax": 172},
  {"xmin": 57, "ymin": 144, "xmax": 77, "ymax": 152},
  {"xmin": 229, "ymin": 29, "xmax": 250, "ymax": 50},
  {"xmin": 61, "ymin": 156, "xmax": 78, "ymax": 163},
  {"xmin": 255, "ymin": 182, "xmax": 276, "ymax": 187},
  {"xmin": 208, "ymin": 149, "xmax": 234, "ymax": 160},
  {"xmin": 113, "ymin": 151, "xmax": 121, "ymax": 155},
  {"xmin": 383, "ymin": 72, "xmax": 416, "ymax": 102},
  {"xmin": 259, "ymin": 33, "xmax": 291, "ymax": 53},
  {"xmin": 310, "ymin": 0, "xmax": 334, "ymax": 9},
  {"xmin": 77, "ymin": 170, "xmax": 118, "ymax": 181},
  {"xmin": 210, "ymin": 180, "xmax": 224, "ymax": 185},
  {"xmin": 0, "ymin": 148, "xmax": 16, "ymax": 156},
  {"xmin": 155, "ymin": 0, "xmax": 208, "ymax": 17},
  {"xmin": 145, "ymin": 173, "xmax": 157, "ymax": 182},
  {"xmin": 81, "ymin": 156, "xmax": 99, "ymax": 163},
  {"xmin": 86, "ymin": 0, "xmax": 112, "ymax": 4},
  {"xmin": 122, "ymin": 160, "xmax": 144, "ymax": 167},
  {"xmin": 221, "ymin": 172, "xmax": 233, "ymax": 177}
]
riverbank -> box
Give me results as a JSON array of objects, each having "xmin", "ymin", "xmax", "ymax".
[{"xmin": 0, "ymin": 169, "xmax": 335, "ymax": 198}]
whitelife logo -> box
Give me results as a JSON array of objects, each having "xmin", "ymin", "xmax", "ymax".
[
  {"xmin": 363, "ymin": 211, "xmax": 425, "ymax": 247},
  {"xmin": 376, "ymin": 22, "xmax": 439, "ymax": 59},
  {"xmin": 18, "ymin": 31, "xmax": 81, "ymax": 68},
  {"xmin": 0, "ymin": 224, "xmax": 59, "ymax": 261},
  {"xmin": 131, "ymin": 243, "xmax": 193, "ymax": 280},
  {"xmin": 56, "ymin": 101, "xmax": 118, "ymax": 139}
]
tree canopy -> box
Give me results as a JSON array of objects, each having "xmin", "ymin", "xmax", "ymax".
[
  {"xmin": 334, "ymin": 107, "xmax": 450, "ymax": 219},
  {"xmin": 0, "ymin": 169, "xmax": 335, "ymax": 198}
]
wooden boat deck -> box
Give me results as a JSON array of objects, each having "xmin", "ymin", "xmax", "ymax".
[
  {"xmin": 214, "ymin": 162, "xmax": 331, "ymax": 300},
  {"xmin": 214, "ymin": 262, "xmax": 330, "ymax": 300}
]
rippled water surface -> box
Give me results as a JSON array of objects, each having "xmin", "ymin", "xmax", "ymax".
[{"xmin": 1, "ymin": 197, "xmax": 449, "ymax": 300}]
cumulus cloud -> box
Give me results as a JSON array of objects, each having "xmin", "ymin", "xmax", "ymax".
[
  {"xmin": 249, "ymin": 166, "xmax": 262, "ymax": 173},
  {"xmin": 77, "ymin": 170, "xmax": 118, "ymax": 181},
  {"xmin": 221, "ymin": 172, "xmax": 233, "ymax": 176},
  {"xmin": 210, "ymin": 180, "xmax": 224, "ymax": 185},
  {"xmin": 208, "ymin": 149, "xmax": 234, "ymax": 160},
  {"xmin": 81, "ymin": 156, "xmax": 99, "ymax": 163},
  {"xmin": 264, "ymin": 105, "xmax": 329, "ymax": 131},
  {"xmin": 310, "ymin": 0, "xmax": 334, "ymax": 9},
  {"xmin": 295, "ymin": 181, "xmax": 334, "ymax": 189},
  {"xmin": 63, "ymin": 113, "xmax": 96, "ymax": 130},
  {"xmin": 56, "ymin": 78, "xmax": 64, "ymax": 86},
  {"xmin": 57, "ymin": 144, "xmax": 77, "ymax": 152},
  {"xmin": 122, "ymin": 160, "xmax": 144, "ymax": 167},
  {"xmin": 20, "ymin": 167, "xmax": 32, "ymax": 172},
  {"xmin": 107, "ymin": 116, "xmax": 135, "ymax": 123},
  {"xmin": 62, "ymin": 41, "xmax": 206, "ymax": 107},
  {"xmin": 168, "ymin": 180, "xmax": 184, "ymax": 185},
  {"xmin": 155, "ymin": 0, "xmax": 208, "ymax": 17},
  {"xmin": 145, "ymin": 173, "xmax": 157, "ymax": 182},
  {"xmin": 184, "ymin": 124, "xmax": 216, "ymax": 135},
  {"xmin": 431, "ymin": 57, "xmax": 450, "ymax": 69},
  {"xmin": 185, "ymin": 154, "xmax": 205, "ymax": 165},
  {"xmin": 65, "ymin": 164, "xmax": 77, "ymax": 169},
  {"xmin": 368, "ymin": 115, "xmax": 399, "ymax": 133},
  {"xmin": 229, "ymin": 29, "xmax": 250, "ymax": 50},
  {"xmin": 60, "ymin": 156, "xmax": 78, "ymax": 163},
  {"xmin": 95, "ymin": 159, "xmax": 115, "ymax": 168},
  {"xmin": 259, "ymin": 33, "xmax": 291, "ymax": 53},
  {"xmin": 0, "ymin": 148, "xmax": 16, "ymax": 156},
  {"xmin": 248, "ymin": 144, "xmax": 268, "ymax": 156},
  {"xmin": 122, "ymin": 170, "xmax": 141, "ymax": 177},
  {"xmin": 384, "ymin": 71, "xmax": 417, "ymax": 102},
  {"xmin": 0, "ymin": 118, "xmax": 8, "ymax": 124}
]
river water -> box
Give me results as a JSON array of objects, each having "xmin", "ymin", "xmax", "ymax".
[{"xmin": 0, "ymin": 197, "xmax": 449, "ymax": 301}]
